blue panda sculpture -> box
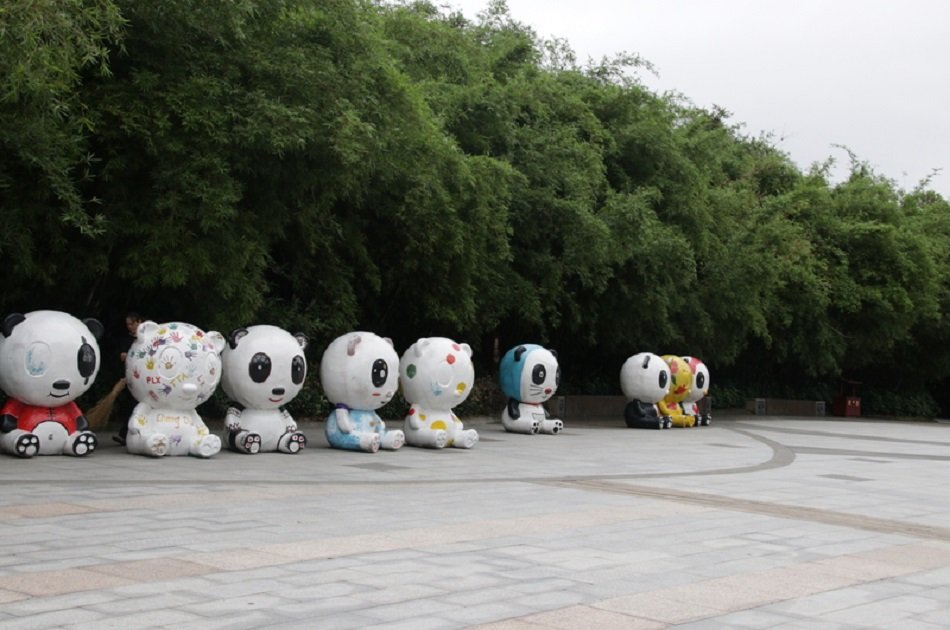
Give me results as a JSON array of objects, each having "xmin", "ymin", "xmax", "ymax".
[
  {"xmin": 499, "ymin": 344, "xmax": 563, "ymax": 435},
  {"xmin": 0, "ymin": 311, "xmax": 103, "ymax": 457}
]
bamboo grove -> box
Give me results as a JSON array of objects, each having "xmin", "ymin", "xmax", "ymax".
[{"xmin": 2, "ymin": 0, "xmax": 948, "ymax": 416}]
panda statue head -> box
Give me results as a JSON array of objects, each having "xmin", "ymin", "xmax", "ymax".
[
  {"xmin": 399, "ymin": 337, "xmax": 474, "ymax": 409},
  {"xmin": 125, "ymin": 321, "xmax": 226, "ymax": 411},
  {"xmin": 620, "ymin": 352, "xmax": 670, "ymax": 404},
  {"xmin": 221, "ymin": 325, "xmax": 308, "ymax": 410},
  {"xmin": 320, "ymin": 331, "xmax": 399, "ymax": 411},
  {"xmin": 499, "ymin": 344, "xmax": 560, "ymax": 404},
  {"xmin": 681, "ymin": 356, "xmax": 710, "ymax": 403},
  {"xmin": 660, "ymin": 354, "xmax": 692, "ymax": 403},
  {"xmin": 0, "ymin": 310, "xmax": 104, "ymax": 406}
]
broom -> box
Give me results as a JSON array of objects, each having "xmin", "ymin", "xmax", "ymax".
[{"xmin": 85, "ymin": 377, "xmax": 127, "ymax": 431}]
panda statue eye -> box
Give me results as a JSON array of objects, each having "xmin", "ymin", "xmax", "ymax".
[
  {"xmin": 25, "ymin": 342, "xmax": 51, "ymax": 377},
  {"xmin": 532, "ymin": 364, "xmax": 546, "ymax": 385},
  {"xmin": 371, "ymin": 358, "xmax": 388, "ymax": 388},
  {"xmin": 291, "ymin": 355, "xmax": 305, "ymax": 385},
  {"xmin": 695, "ymin": 373, "xmax": 706, "ymax": 389},
  {"xmin": 249, "ymin": 352, "xmax": 272, "ymax": 383},
  {"xmin": 77, "ymin": 338, "xmax": 97, "ymax": 378},
  {"xmin": 658, "ymin": 370, "xmax": 669, "ymax": 389},
  {"xmin": 555, "ymin": 366, "xmax": 561, "ymax": 388}
]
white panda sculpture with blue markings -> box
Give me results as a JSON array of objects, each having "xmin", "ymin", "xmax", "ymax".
[
  {"xmin": 499, "ymin": 344, "xmax": 563, "ymax": 435},
  {"xmin": 125, "ymin": 321, "xmax": 225, "ymax": 458},
  {"xmin": 620, "ymin": 352, "xmax": 672, "ymax": 429},
  {"xmin": 400, "ymin": 337, "xmax": 478, "ymax": 449},
  {"xmin": 0, "ymin": 310, "xmax": 103, "ymax": 457},
  {"xmin": 221, "ymin": 325, "xmax": 309, "ymax": 454},
  {"xmin": 320, "ymin": 331, "xmax": 405, "ymax": 453}
]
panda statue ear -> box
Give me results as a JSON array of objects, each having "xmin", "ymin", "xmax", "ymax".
[
  {"xmin": 513, "ymin": 345, "xmax": 527, "ymax": 362},
  {"xmin": 206, "ymin": 331, "xmax": 226, "ymax": 354},
  {"xmin": 227, "ymin": 327, "xmax": 249, "ymax": 350},
  {"xmin": 2, "ymin": 313, "xmax": 26, "ymax": 337},
  {"xmin": 83, "ymin": 318, "xmax": 105, "ymax": 341},
  {"xmin": 346, "ymin": 334, "xmax": 362, "ymax": 356},
  {"xmin": 642, "ymin": 355, "xmax": 651, "ymax": 369},
  {"xmin": 293, "ymin": 332, "xmax": 309, "ymax": 350},
  {"xmin": 136, "ymin": 321, "xmax": 160, "ymax": 341},
  {"xmin": 413, "ymin": 338, "xmax": 429, "ymax": 357},
  {"xmin": 549, "ymin": 348, "xmax": 558, "ymax": 358},
  {"xmin": 382, "ymin": 337, "xmax": 394, "ymax": 348},
  {"xmin": 460, "ymin": 342, "xmax": 473, "ymax": 358}
]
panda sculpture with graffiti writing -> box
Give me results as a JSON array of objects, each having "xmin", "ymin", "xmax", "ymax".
[
  {"xmin": 320, "ymin": 331, "xmax": 404, "ymax": 453},
  {"xmin": 620, "ymin": 352, "xmax": 672, "ymax": 429},
  {"xmin": 0, "ymin": 310, "xmax": 103, "ymax": 457},
  {"xmin": 658, "ymin": 354, "xmax": 694, "ymax": 427},
  {"xmin": 221, "ymin": 325, "xmax": 309, "ymax": 454},
  {"xmin": 125, "ymin": 321, "xmax": 225, "ymax": 458},
  {"xmin": 681, "ymin": 356, "xmax": 711, "ymax": 426},
  {"xmin": 400, "ymin": 337, "xmax": 478, "ymax": 449},
  {"xmin": 499, "ymin": 344, "xmax": 563, "ymax": 435}
]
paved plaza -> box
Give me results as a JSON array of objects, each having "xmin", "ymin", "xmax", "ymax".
[{"xmin": 2, "ymin": 413, "xmax": 950, "ymax": 628}]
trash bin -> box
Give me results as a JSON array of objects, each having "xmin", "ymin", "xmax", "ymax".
[{"xmin": 832, "ymin": 379, "xmax": 861, "ymax": 417}]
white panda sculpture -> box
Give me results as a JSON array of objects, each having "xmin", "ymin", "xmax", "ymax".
[
  {"xmin": 620, "ymin": 352, "xmax": 672, "ymax": 430},
  {"xmin": 320, "ymin": 331, "xmax": 404, "ymax": 453},
  {"xmin": 681, "ymin": 355, "xmax": 711, "ymax": 426},
  {"xmin": 400, "ymin": 336, "xmax": 478, "ymax": 449},
  {"xmin": 0, "ymin": 310, "xmax": 103, "ymax": 457},
  {"xmin": 498, "ymin": 344, "xmax": 563, "ymax": 435},
  {"xmin": 221, "ymin": 325, "xmax": 309, "ymax": 454},
  {"xmin": 125, "ymin": 321, "xmax": 225, "ymax": 458}
]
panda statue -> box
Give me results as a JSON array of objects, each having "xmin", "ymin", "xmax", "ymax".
[
  {"xmin": 498, "ymin": 344, "xmax": 563, "ymax": 435},
  {"xmin": 125, "ymin": 321, "xmax": 225, "ymax": 458},
  {"xmin": 681, "ymin": 355, "xmax": 711, "ymax": 426},
  {"xmin": 0, "ymin": 310, "xmax": 103, "ymax": 457},
  {"xmin": 620, "ymin": 352, "xmax": 672, "ymax": 429},
  {"xmin": 400, "ymin": 336, "xmax": 478, "ymax": 449},
  {"xmin": 658, "ymin": 354, "xmax": 694, "ymax": 427},
  {"xmin": 320, "ymin": 331, "xmax": 405, "ymax": 453},
  {"xmin": 220, "ymin": 325, "xmax": 309, "ymax": 454}
]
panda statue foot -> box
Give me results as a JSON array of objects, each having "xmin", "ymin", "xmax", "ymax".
[
  {"xmin": 539, "ymin": 419, "xmax": 563, "ymax": 435},
  {"xmin": 232, "ymin": 431, "xmax": 262, "ymax": 454},
  {"xmin": 359, "ymin": 432, "xmax": 381, "ymax": 453},
  {"xmin": 279, "ymin": 431, "xmax": 307, "ymax": 454},
  {"xmin": 67, "ymin": 431, "xmax": 97, "ymax": 456},
  {"xmin": 381, "ymin": 429, "xmax": 405, "ymax": 451},
  {"xmin": 145, "ymin": 433, "xmax": 169, "ymax": 457},
  {"xmin": 192, "ymin": 435, "xmax": 222, "ymax": 459},
  {"xmin": 453, "ymin": 429, "xmax": 479, "ymax": 449},
  {"xmin": 14, "ymin": 433, "xmax": 40, "ymax": 458}
]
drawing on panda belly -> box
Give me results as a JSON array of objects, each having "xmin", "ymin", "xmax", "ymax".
[{"xmin": 154, "ymin": 412, "xmax": 195, "ymax": 429}]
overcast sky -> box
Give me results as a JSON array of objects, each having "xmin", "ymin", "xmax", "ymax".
[{"xmin": 448, "ymin": 0, "xmax": 950, "ymax": 198}]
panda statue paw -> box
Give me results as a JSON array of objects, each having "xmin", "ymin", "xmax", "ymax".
[
  {"xmin": 192, "ymin": 435, "xmax": 222, "ymax": 459},
  {"xmin": 232, "ymin": 430, "xmax": 262, "ymax": 454},
  {"xmin": 68, "ymin": 431, "xmax": 97, "ymax": 456},
  {"xmin": 540, "ymin": 419, "xmax": 563, "ymax": 435},
  {"xmin": 454, "ymin": 429, "xmax": 479, "ymax": 449},
  {"xmin": 145, "ymin": 433, "xmax": 169, "ymax": 457},
  {"xmin": 14, "ymin": 433, "xmax": 40, "ymax": 458},
  {"xmin": 359, "ymin": 432, "xmax": 381, "ymax": 453},
  {"xmin": 278, "ymin": 431, "xmax": 307, "ymax": 454},
  {"xmin": 381, "ymin": 429, "xmax": 405, "ymax": 451}
]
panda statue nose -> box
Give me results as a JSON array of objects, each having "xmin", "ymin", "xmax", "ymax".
[
  {"xmin": 53, "ymin": 380, "xmax": 71, "ymax": 390},
  {"xmin": 272, "ymin": 387, "xmax": 285, "ymax": 396},
  {"xmin": 182, "ymin": 383, "xmax": 198, "ymax": 394}
]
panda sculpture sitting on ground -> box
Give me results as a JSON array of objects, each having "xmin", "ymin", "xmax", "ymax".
[
  {"xmin": 681, "ymin": 355, "xmax": 711, "ymax": 426},
  {"xmin": 125, "ymin": 321, "xmax": 225, "ymax": 458},
  {"xmin": 400, "ymin": 336, "xmax": 478, "ymax": 449},
  {"xmin": 499, "ymin": 344, "xmax": 563, "ymax": 435},
  {"xmin": 221, "ymin": 325, "xmax": 309, "ymax": 454},
  {"xmin": 620, "ymin": 352, "xmax": 672, "ymax": 430},
  {"xmin": 320, "ymin": 331, "xmax": 405, "ymax": 453},
  {"xmin": 0, "ymin": 310, "xmax": 103, "ymax": 457}
]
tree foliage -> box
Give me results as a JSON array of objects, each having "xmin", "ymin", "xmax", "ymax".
[{"xmin": 1, "ymin": 0, "xmax": 948, "ymax": 415}]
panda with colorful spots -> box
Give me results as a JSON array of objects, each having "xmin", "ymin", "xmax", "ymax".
[
  {"xmin": 125, "ymin": 321, "xmax": 225, "ymax": 458},
  {"xmin": 681, "ymin": 355, "xmax": 711, "ymax": 426},
  {"xmin": 620, "ymin": 352, "xmax": 672, "ymax": 430},
  {"xmin": 0, "ymin": 310, "xmax": 103, "ymax": 457},
  {"xmin": 498, "ymin": 344, "xmax": 563, "ymax": 435},
  {"xmin": 320, "ymin": 331, "xmax": 404, "ymax": 453},
  {"xmin": 220, "ymin": 325, "xmax": 309, "ymax": 454},
  {"xmin": 658, "ymin": 354, "xmax": 694, "ymax": 427},
  {"xmin": 400, "ymin": 337, "xmax": 478, "ymax": 449}
]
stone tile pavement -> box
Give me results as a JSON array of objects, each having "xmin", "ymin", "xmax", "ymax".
[{"xmin": 2, "ymin": 413, "xmax": 950, "ymax": 628}]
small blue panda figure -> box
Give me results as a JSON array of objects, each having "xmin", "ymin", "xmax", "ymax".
[{"xmin": 499, "ymin": 344, "xmax": 563, "ymax": 435}]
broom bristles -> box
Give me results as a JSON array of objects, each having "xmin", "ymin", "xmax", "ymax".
[{"xmin": 85, "ymin": 377, "xmax": 127, "ymax": 431}]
